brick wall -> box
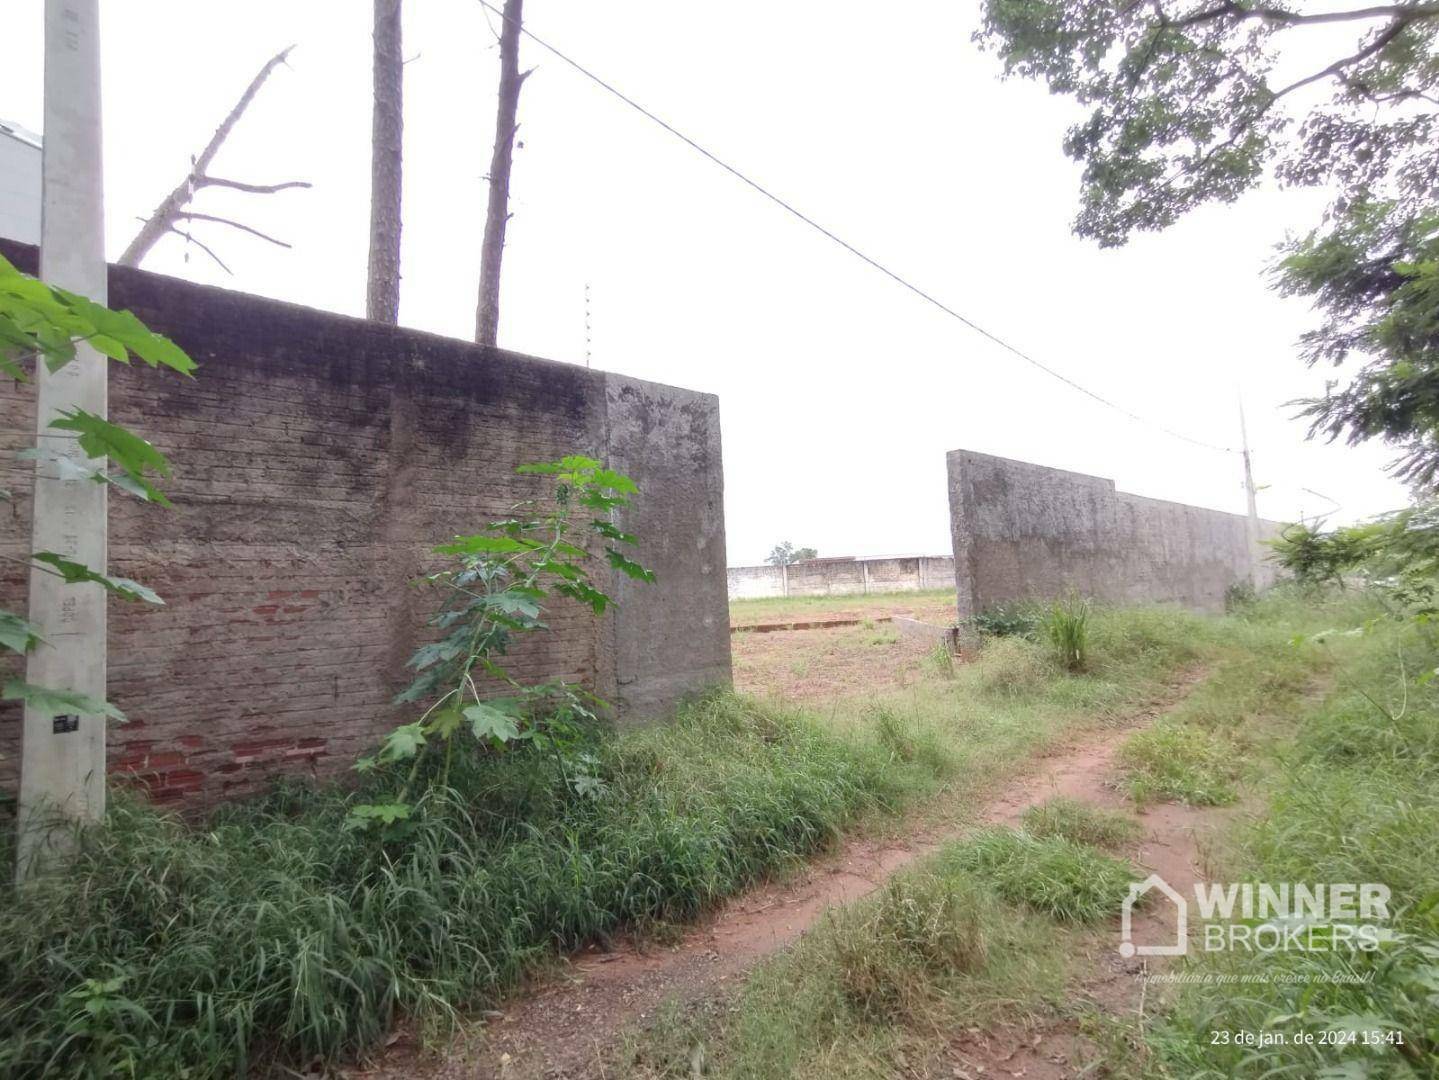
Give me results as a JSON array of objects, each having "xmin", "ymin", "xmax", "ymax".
[{"xmin": 0, "ymin": 242, "xmax": 731, "ymax": 810}]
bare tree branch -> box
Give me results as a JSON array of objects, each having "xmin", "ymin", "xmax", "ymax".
[
  {"xmin": 167, "ymin": 227, "xmax": 233, "ymax": 275},
  {"xmin": 198, "ymin": 176, "xmax": 312, "ymax": 195},
  {"xmin": 175, "ymin": 212, "xmax": 293, "ymax": 249},
  {"xmin": 1173, "ymin": 1, "xmax": 1439, "ymax": 29},
  {"xmin": 119, "ymin": 45, "xmax": 304, "ymax": 268}
]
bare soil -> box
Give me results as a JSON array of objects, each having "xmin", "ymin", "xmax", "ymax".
[{"xmin": 354, "ymin": 671, "xmax": 1214, "ymax": 1080}]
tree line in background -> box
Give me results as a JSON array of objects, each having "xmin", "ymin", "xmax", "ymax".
[{"xmin": 765, "ymin": 541, "xmax": 819, "ymax": 567}]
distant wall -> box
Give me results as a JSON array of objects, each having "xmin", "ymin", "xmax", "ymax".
[
  {"xmin": 0, "ymin": 241, "xmax": 731, "ymax": 811},
  {"xmin": 727, "ymin": 556, "xmax": 955, "ymax": 600},
  {"xmin": 947, "ymin": 449, "xmax": 1282, "ymax": 618}
]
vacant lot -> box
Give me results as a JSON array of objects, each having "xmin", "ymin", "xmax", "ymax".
[{"xmin": 730, "ymin": 589, "xmax": 959, "ymax": 703}]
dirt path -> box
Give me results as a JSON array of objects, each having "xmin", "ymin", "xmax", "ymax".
[{"xmin": 357, "ymin": 671, "xmax": 1211, "ymax": 1080}]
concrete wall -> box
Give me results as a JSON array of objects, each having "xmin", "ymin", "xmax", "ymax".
[
  {"xmin": 727, "ymin": 556, "xmax": 955, "ymax": 600},
  {"xmin": 0, "ymin": 241, "xmax": 730, "ymax": 810},
  {"xmin": 0, "ymin": 123, "xmax": 41, "ymax": 245},
  {"xmin": 947, "ymin": 449, "xmax": 1281, "ymax": 618}
]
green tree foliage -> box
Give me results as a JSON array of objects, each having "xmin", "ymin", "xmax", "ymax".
[
  {"xmin": 976, "ymin": 1, "xmax": 1439, "ymax": 486},
  {"xmin": 765, "ymin": 541, "xmax": 818, "ymax": 566},
  {"xmin": 1270, "ymin": 503, "xmax": 1439, "ymax": 620},
  {"xmin": 0, "ymin": 253, "xmax": 194, "ymax": 724},
  {"xmin": 349, "ymin": 456, "xmax": 654, "ymax": 830}
]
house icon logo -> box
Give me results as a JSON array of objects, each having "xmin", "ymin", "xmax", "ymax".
[{"xmin": 1119, "ymin": 873, "xmax": 1188, "ymax": 957}]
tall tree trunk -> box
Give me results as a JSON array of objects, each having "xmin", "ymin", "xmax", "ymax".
[
  {"xmin": 367, "ymin": 0, "xmax": 404, "ymax": 324},
  {"xmin": 475, "ymin": 0, "xmax": 527, "ymax": 347}
]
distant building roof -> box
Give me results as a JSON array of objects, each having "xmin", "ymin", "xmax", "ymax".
[{"xmin": 0, "ymin": 119, "xmax": 42, "ymax": 150}]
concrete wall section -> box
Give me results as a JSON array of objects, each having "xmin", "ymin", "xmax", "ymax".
[
  {"xmin": 947, "ymin": 449, "xmax": 1281, "ymax": 618},
  {"xmin": 604, "ymin": 374, "xmax": 731, "ymax": 721},
  {"xmin": 727, "ymin": 556, "xmax": 956, "ymax": 600},
  {"xmin": 0, "ymin": 241, "xmax": 730, "ymax": 810}
]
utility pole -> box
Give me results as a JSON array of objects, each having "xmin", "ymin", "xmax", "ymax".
[
  {"xmin": 1239, "ymin": 397, "xmax": 1261, "ymax": 585},
  {"xmin": 18, "ymin": 0, "xmax": 109, "ymax": 878}
]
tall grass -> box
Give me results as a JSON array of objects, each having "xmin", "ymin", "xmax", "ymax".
[
  {"xmin": 1046, "ymin": 593, "xmax": 1092, "ymax": 672},
  {"xmin": 1143, "ymin": 592, "xmax": 1439, "ymax": 1078},
  {"xmin": 0, "ymin": 604, "xmax": 1233, "ymax": 1078},
  {"xmin": 0, "ymin": 692, "xmax": 936, "ymax": 1078}
]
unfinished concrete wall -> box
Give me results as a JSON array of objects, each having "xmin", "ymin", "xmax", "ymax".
[
  {"xmin": 947, "ymin": 449, "xmax": 1281, "ymax": 618},
  {"xmin": 0, "ymin": 241, "xmax": 730, "ymax": 810},
  {"xmin": 727, "ymin": 556, "xmax": 956, "ymax": 600}
]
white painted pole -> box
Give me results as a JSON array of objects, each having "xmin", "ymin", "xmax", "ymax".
[{"xmin": 18, "ymin": 0, "xmax": 108, "ymax": 878}]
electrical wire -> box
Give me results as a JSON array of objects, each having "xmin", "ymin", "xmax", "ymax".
[{"xmin": 472, "ymin": 0, "xmax": 1238, "ymax": 454}]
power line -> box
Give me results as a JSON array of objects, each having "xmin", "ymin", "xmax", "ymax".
[{"xmin": 473, "ymin": 0, "xmax": 1238, "ymax": 455}]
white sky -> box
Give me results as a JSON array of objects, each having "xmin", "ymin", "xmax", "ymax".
[{"xmin": 3, "ymin": 1, "xmax": 1410, "ymax": 565}]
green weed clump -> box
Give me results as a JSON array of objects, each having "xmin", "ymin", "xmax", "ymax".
[
  {"xmin": 825, "ymin": 873, "xmax": 989, "ymax": 1019},
  {"xmin": 974, "ymin": 635, "xmax": 1053, "ymax": 696},
  {"xmin": 944, "ymin": 827, "xmax": 1138, "ymax": 923},
  {"xmin": 1020, "ymin": 797, "xmax": 1142, "ymax": 850},
  {"xmin": 0, "ymin": 691, "xmax": 930, "ymax": 1079},
  {"xmin": 1046, "ymin": 593, "xmax": 1092, "ymax": 672},
  {"xmin": 1118, "ymin": 721, "xmax": 1242, "ymax": 806},
  {"xmin": 971, "ymin": 601, "xmax": 1043, "ymax": 641}
]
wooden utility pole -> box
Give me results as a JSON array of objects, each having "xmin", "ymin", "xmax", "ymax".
[
  {"xmin": 475, "ymin": 0, "xmax": 528, "ymax": 347},
  {"xmin": 367, "ymin": 0, "xmax": 404, "ymax": 323},
  {"xmin": 18, "ymin": 0, "xmax": 109, "ymax": 878},
  {"xmin": 1239, "ymin": 397, "xmax": 1261, "ymax": 584}
]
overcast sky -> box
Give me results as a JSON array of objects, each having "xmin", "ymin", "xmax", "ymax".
[{"xmin": 4, "ymin": 1, "xmax": 1410, "ymax": 565}]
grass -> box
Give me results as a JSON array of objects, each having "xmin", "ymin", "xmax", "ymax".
[
  {"xmin": 620, "ymin": 589, "xmax": 1427, "ymax": 1080},
  {"xmin": 0, "ymin": 602, "xmax": 1260, "ymax": 1078},
  {"xmin": 1118, "ymin": 720, "xmax": 1244, "ymax": 805},
  {"xmin": 1021, "ymin": 796, "xmax": 1143, "ymax": 849},
  {"xmin": 0, "ymin": 692, "xmax": 941, "ymax": 1079},
  {"xmin": 1141, "ymin": 598, "xmax": 1439, "ymax": 1079},
  {"xmin": 729, "ymin": 588, "xmax": 956, "ymax": 626},
  {"xmin": 619, "ymin": 854, "xmax": 1067, "ymax": 1080},
  {"xmin": 946, "ymin": 826, "xmax": 1139, "ymax": 922}
]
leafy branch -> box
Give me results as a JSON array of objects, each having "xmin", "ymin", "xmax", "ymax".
[
  {"xmin": 348, "ymin": 456, "xmax": 654, "ymax": 832},
  {"xmin": 0, "ymin": 253, "xmax": 194, "ymax": 727}
]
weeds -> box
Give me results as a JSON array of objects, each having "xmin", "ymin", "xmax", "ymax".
[
  {"xmin": 1020, "ymin": 797, "xmax": 1142, "ymax": 849},
  {"xmin": 1046, "ymin": 593, "xmax": 1092, "ymax": 672},
  {"xmin": 945, "ymin": 827, "xmax": 1138, "ymax": 922},
  {"xmin": 1118, "ymin": 721, "xmax": 1242, "ymax": 805},
  {"xmin": 0, "ymin": 692, "xmax": 931, "ymax": 1078},
  {"xmin": 972, "ymin": 601, "xmax": 1043, "ymax": 640},
  {"xmin": 1146, "ymin": 606, "xmax": 1439, "ymax": 1078}
]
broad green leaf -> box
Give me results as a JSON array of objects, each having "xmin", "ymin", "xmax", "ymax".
[
  {"xmin": 3, "ymin": 679, "xmax": 125, "ymax": 722},
  {"xmin": 606, "ymin": 548, "xmax": 656, "ymax": 583},
  {"xmin": 31, "ymin": 553, "xmax": 164, "ymax": 604},
  {"xmin": 0, "ymin": 610, "xmax": 44, "ymax": 654},
  {"xmin": 591, "ymin": 519, "xmax": 637, "ymax": 545},
  {"xmin": 377, "ymin": 721, "xmax": 426, "ymax": 762},
  {"xmin": 17, "ymin": 447, "xmax": 168, "ymax": 503},
  {"xmin": 48, "ymin": 409, "xmax": 173, "ymax": 506},
  {"xmin": 433, "ymin": 535, "xmax": 534, "ymax": 556},
  {"xmin": 344, "ymin": 802, "xmax": 412, "ymax": 830},
  {"xmin": 424, "ymin": 705, "xmax": 464, "ymax": 739},
  {"xmin": 464, "ymin": 702, "xmax": 520, "ymax": 742}
]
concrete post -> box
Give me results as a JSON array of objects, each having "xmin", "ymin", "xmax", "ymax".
[
  {"xmin": 1239, "ymin": 398, "xmax": 1261, "ymax": 586},
  {"xmin": 18, "ymin": 0, "xmax": 108, "ymax": 878}
]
